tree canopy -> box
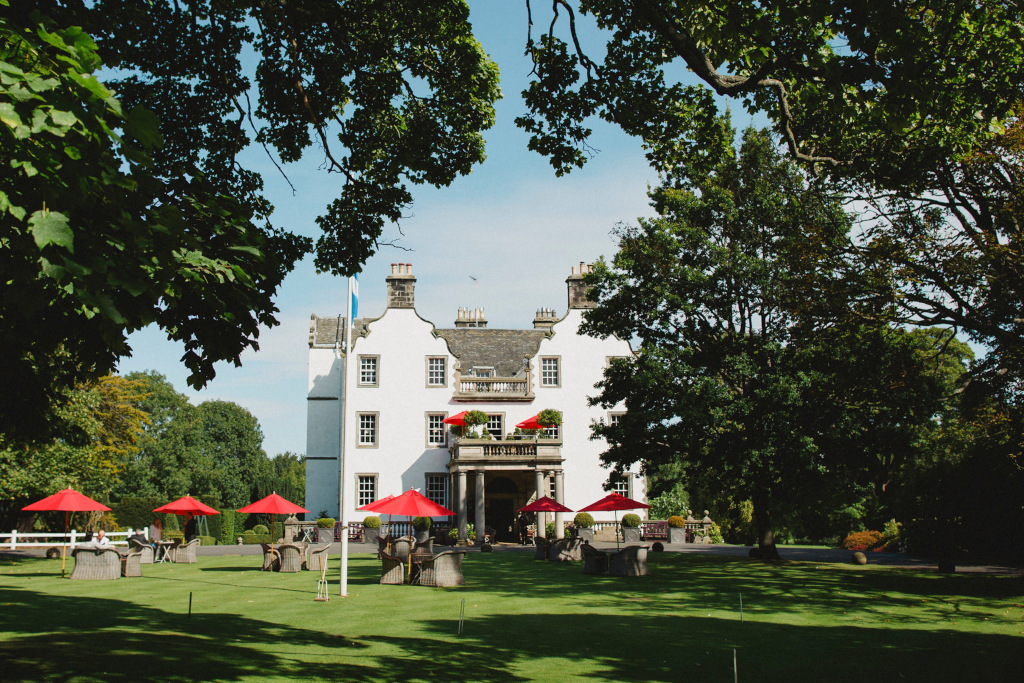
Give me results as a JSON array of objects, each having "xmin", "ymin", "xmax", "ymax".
[{"xmin": 1, "ymin": 1, "xmax": 499, "ymax": 439}]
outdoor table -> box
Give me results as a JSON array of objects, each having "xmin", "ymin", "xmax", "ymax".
[
  {"xmin": 408, "ymin": 551, "xmax": 434, "ymax": 585},
  {"xmin": 154, "ymin": 540, "xmax": 176, "ymax": 563}
]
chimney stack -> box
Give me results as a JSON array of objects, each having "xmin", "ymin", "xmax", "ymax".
[
  {"xmin": 566, "ymin": 262, "xmax": 596, "ymax": 310},
  {"xmin": 386, "ymin": 263, "xmax": 416, "ymax": 309},
  {"xmin": 533, "ymin": 307, "xmax": 559, "ymax": 330},
  {"xmin": 455, "ymin": 307, "xmax": 487, "ymax": 328}
]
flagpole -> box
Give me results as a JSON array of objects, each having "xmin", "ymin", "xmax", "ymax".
[{"xmin": 338, "ymin": 276, "xmax": 354, "ymax": 597}]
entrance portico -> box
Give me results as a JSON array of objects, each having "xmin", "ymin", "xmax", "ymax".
[{"xmin": 448, "ymin": 437, "xmax": 564, "ymax": 544}]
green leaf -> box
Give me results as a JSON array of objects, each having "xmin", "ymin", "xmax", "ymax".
[
  {"xmin": 29, "ymin": 210, "xmax": 74, "ymax": 251},
  {"xmin": 0, "ymin": 102, "xmax": 21, "ymax": 129}
]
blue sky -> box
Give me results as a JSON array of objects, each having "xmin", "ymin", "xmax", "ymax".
[{"xmin": 115, "ymin": 3, "xmax": 757, "ymax": 457}]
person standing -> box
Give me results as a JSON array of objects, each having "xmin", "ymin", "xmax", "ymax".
[
  {"xmin": 517, "ymin": 512, "xmax": 531, "ymax": 545},
  {"xmin": 184, "ymin": 514, "xmax": 198, "ymax": 542},
  {"xmin": 149, "ymin": 517, "xmax": 163, "ymax": 543}
]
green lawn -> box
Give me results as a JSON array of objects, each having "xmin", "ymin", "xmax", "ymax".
[{"xmin": 0, "ymin": 551, "xmax": 1021, "ymax": 682}]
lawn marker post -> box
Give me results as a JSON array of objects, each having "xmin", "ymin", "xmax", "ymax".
[{"xmin": 739, "ymin": 593, "xmax": 743, "ymax": 623}]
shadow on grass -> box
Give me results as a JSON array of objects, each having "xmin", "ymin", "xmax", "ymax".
[{"xmin": 0, "ymin": 552, "xmax": 1020, "ymax": 682}]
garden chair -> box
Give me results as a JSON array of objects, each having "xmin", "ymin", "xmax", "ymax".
[
  {"xmin": 277, "ymin": 543, "xmax": 306, "ymax": 572},
  {"xmin": 548, "ymin": 537, "xmax": 583, "ymax": 561},
  {"xmin": 120, "ymin": 547, "xmax": 144, "ymax": 577},
  {"xmin": 533, "ymin": 536, "xmax": 551, "ymax": 560},
  {"xmin": 582, "ymin": 543, "xmax": 609, "ymax": 575},
  {"xmin": 389, "ymin": 536, "xmax": 416, "ymax": 563},
  {"xmin": 416, "ymin": 550, "xmax": 466, "ymax": 587},
  {"xmin": 171, "ymin": 538, "xmax": 200, "ymax": 564},
  {"xmin": 306, "ymin": 543, "xmax": 331, "ymax": 572},
  {"xmin": 70, "ymin": 547, "xmax": 121, "ymax": 580},
  {"xmin": 607, "ymin": 545, "xmax": 649, "ymax": 577},
  {"xmin": 260, "ymin": 543, "xmax": 280, "ymax": 571},
  {"xmin": 415, "ymin": 538, "xmax": 434, "ymax": 554},
  {"xmin": 379, "ymin": 552, "xmax": 406, "ymax": 585},
  {"xmin": 129, "ymin": 538, "xmax": 154, "ymax": 564}
]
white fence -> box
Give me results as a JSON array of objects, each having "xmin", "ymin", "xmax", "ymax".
[{"xmin": 0, "ymin": 528, "xmax": 150, "ymax": 550}]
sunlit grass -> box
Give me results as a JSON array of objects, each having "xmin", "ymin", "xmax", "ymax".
[{"xmin": 0, "ymin": 551, "xmax": 1021, "ymax": 682}]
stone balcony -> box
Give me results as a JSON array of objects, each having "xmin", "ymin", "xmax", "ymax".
[
  {"xmin": 448, "ymin": 436, "xmax": 562, "ymax": 468},
  {"xmin": 452, "ymin": 371, "xmax": 534, "ymax": 402}
]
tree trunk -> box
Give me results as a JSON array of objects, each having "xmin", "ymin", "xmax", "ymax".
[{"xmin": 752, "ymin": 493, "xmax": 780, "ymax": 560}]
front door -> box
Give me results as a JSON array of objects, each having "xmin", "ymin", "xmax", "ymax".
[{"xmin": 486, "ymin": 498, "xmax": 515, "ymax": 542}]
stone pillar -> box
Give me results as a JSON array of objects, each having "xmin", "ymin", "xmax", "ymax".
[
  {"xmin": 534, "ymin": 469, "xmax": 546, "ymax": 538},
  {"xmin": 554, "ymin": 470, "xmax": 565, "ymax": 539},
  {"xmin": 474, "ymin": 470, "xmax": 486, "ymax": 545},
  {"xmin": 457, "ymin": 469, "xmax": 468, "ymax": 543}
]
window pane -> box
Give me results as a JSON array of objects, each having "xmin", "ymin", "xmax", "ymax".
[
  {"xmin": 427, "ymin": 358, "xmax": 446, "ymax": 386},
  {"xmin": 358, "ymin": 414, "xmax": 377, "ymax": 445},
  {"xmin": 359, "ymin": 357, "xmax": 377, "ymax": 385},
  {"xmin": 541, "ymin": 358, "xmax": 559, "ymax": 386},
  {"xmin": 612, "ymin": 478, "xmax": 629, "ymax": 496},
  {"xmin": 427, "ymin": 414, "xmax": 446, "ymax": 445},
  {"xmin": 426, "ymin": 475, "xmax": 448, "ymax": 507},
  {"xmin": 486, "ymin": 414, "xmax": 503, "ymax": 437},
  {"xmin": 357, "ymin": 476, "xmax": 376, "ymax": 508}
]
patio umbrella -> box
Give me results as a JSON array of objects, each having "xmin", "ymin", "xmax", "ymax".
[
  {"xmin": 518, "ymin": 496, "xmax": 573, "ymax": 513},
  {"xmin": 22, "ymin": 488, "xmax": 111, "ymax": 577},
  {"xmin": 371, "ymin": 489, "xmax": 456, "ymax": 581},
  {"xmin": 442, "ymin": 411, "xmax": 468, "ymax": 426},
  {"xmin": 154, "ymin": 495, "xmax": 220, "ymax": 541},
  {"xmin": 237, "ymin": 492, "xmax": 310, "ymax": 551},
  {"xmin": 515, "ymin": 415, "xmax": 546, "ymax": 430},
  {"xmin": 358, "ymin": 494, "xmax": 397, "ymax": 536},
  {"xmin": 579, "ymin": 492, "xmax": 651, "ymax": 549}
]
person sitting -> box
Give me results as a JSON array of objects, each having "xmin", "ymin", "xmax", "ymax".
[
  {"xmin": 184, "ymin": 515, "xmax": 198, "ymax": 542},
  {"xmin": 92, "ymin": 529, "xmax": 111, "ymax": 547},
  {"xmin": 149, "ymin": 517, "xmax": 163, "ymax": 543}
]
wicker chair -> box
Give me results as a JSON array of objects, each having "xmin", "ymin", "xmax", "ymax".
[
  {"xmin": 533, "ymin": 537, "xmax": 551, "ymax": 560},
  {"xmin": 120, "ymin": 547, "xmax": 144, "ymax": 577},
  {"xmin": 390, "ymin": 536, "xmax": 416, "ymax": 563},
  {"xmin": 277, "ymin": 543, "xmax": 306, "ymax": 572},
  {"xmin": 582, "ymin": 543, "xmax": 609, "ymax": 575},
  {"xmin": 70, "ymin": 547, "xmax": 121, "ymax": 580},
  {"xmin": 415, "ymin": 538, "xmax": 434, "ymax": 555},
  {"xmin": 380, "ymin": 552, "xmax": 406, "ymax": 585},
  {"xmin": 306, "ymin": 543, "xmax": 331, "ymax": 572},
  {"xmin": 417, "ymin": 550, "xmax": 466, "ymax": 587},
  {"xmin": 171, "ymin": 538, "xmax": 200, "ymax": 564},
  {"xmin": 129, "ymin": 539, "xmax": 154, "ymax": 564},
  {"xmin": 260, "ymin": 543, "xmax": 280, "ymax": 571},
  {"xmin": 548, "ymin": 537, "xmax": 583, "ymax": 561},
  {"xmin": 607, "ymin": 545, "xmax": 649, "ymax": 577}
]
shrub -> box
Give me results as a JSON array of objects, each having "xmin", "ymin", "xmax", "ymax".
[
  {"xmin": 841, "ymin": 530, "xmax": 886, "ymax": 552},
  {"xmin": 198, "ymin": 535, "xmax": 217, "ymax": 546},
  {"xmin": 463, "ymin": 410, "xmax": 488, "ymax": 427},
  {"xmin": 447, "ymin": 523, "xmax": 476, "ymax": 542},
  {"xmin": 707, "ymin": 522, "xmax": 725, "ymax": 544},
  {"xmin": 667, "ymin": 515, "xmax": 686, "ymax": 528},
  {"xmin": 481, "ymin": 543, "xmax": 493, "ymax": 552},
  {"xmin": 851, "ymin": 551, "xmax": 868, "ymax": 565},
  {"xmin": 537, "ymin": 408, "xmax": 562, "ymax": 426},
  {"xmin": 252, "ymin": 524, "xmax": 269, "ymax": 535},
  {"xmin": 219, "ymin": 510, "xmax": 236, "ymax": 546},
  {"xmin": 112, "ymin": 496, "xmax": 166, "ymax": 530},
  {"xmin": 317, "ymin": 517, "xmax": 336, "ymax": 529},
  {"xmin": 412, "ymin": 516, "xmax": 432, "ymax": 531},
  {"xmin": 647, "ymin": 483, "xmax": 690, "ymax": 521},
  {"xmin": 546, "ymin": 521, "xmax": 557, "ymax": 537},
  {"xmin": 363, "ymin": 516, "xmax": 382, "ymax": 529},
  {"xmin": 881, "ymin": 518, "xmax": 902, "ymax": 552},
  {"xmin": 241, "ymin": 530, "xmax": 271, "ymax": 544},
  {"xmin": 573, "ymin": 512, "xmax": 594, "ymax": 528},
  {"xmin": 621, "ymin": 514, "xmax": 641, "ymax": 528}
]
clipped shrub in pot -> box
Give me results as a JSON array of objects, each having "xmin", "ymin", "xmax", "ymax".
[
  {"xmin": 412, "ymin": 516, "xmax": 432, "ymax": 542},
  {"xmin": 573, "ymin": 512, "xmax": 595, "ymax": 541},
  {"xmin": 317, "ymin": 517, "xmax": 336, "ymax": 542},
  {"xmin": 667, "ymin": 515, "xmax": 687, "ymax": 544},
  {"xmin": 621, "ymin": 513, "xmax": 642, "ymax": 543},
  {"xmin": 363, "ymin": 515, "xmax": 382, "ymax": 545}
]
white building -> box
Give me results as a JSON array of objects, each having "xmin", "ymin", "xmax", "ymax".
[{"xmin": 304, "ymin": 263, "xmax": 643, "ymax": 542}]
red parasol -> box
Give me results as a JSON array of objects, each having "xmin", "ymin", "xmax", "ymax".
[
  {"xmin": 518, "ymin": 496, "xmax": 573, "ymax": 513},
  {"xmin": 442, "ymin": 411, "xmax": 468, "ymax": 426},
  {"xmin": 516, "ymin": 415, "xmax": 545, "ymax": 430},
  {"xmin": 154, "ymin": 495, "xmax": 220, "ymax": 516},
  {"xmin": 357, "ymin": 494, "xmax": 396, "ymax": 512},
  {"xmin": 237, "ymin": 492, "xmax": 310, "ymax": 552},
  {"xmin": 372, "ymin": 489, "xmax": 455, "ymax": 581},
  {"xmin": 579, "ymin": 492, "xmax": 650, "ymax": 548},
  {"xmin": 23, "ymin": 488, "xmax": 111, "ymax": 577}
]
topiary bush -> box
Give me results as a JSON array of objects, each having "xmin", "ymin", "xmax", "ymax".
[
  {"xmin": 573, "ymin": 512, "xmax": 594, "ymax": 528},
  {"xmin": 219, "ymin": 510, "xmax": 236, "ymax": 546},
  {"xmin": 241, "ymin": 530, "xmax": 271, "ymax": 544},
  {"xmin": 363, "ymin": 516, "xmax": 382, "ymax": 529},
  {"xmin": 841, "ymin": 530, "xmax": 886, "ymax": 551},
  {"xmin": 412, "ymin": 516, "xmax": 432, "ymax": 531},
  {"xmin": 198, "ymin": 535, "xmax": 217, "ymax": 546},
  {"xmin": 537, "ymin": 408, "xmax": 562, "ymax": 426},
  {"xmin": 621, "ymin": 513, "xmax": 642, "ymax": 528},
  {"xmin": 317, "ymin": 517, "xmax": 336, "ymax": 529},
  {"xmin": 667, "ymin": 515, "xmax": 686, "ymax": 528},
  {"xmin": 252, "ymin": 524, "xmax": 269, "ymax": 535}
]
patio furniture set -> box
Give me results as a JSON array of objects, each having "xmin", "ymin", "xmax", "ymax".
[
  {"xmin": 260, "ymin": 542, "xmax": 332, "ymax": 573},
  {"xmin": 534, "ymin": 536, "xmax": 649, "ymax": 576},
  {"xmin": 378, "ymin": 535, "xmax": 466, "ymax": 587}
]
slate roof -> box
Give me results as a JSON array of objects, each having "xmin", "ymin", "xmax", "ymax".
[
  {"xmin": 309, "ymin": 316, "xmax": 369, "ymax": 348},
  {"xmin": 434, "ymin": 328, "xmax": 549, "ymax": 377}
]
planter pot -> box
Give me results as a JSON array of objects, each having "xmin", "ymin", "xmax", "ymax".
[
  {"xmin": 363, "ymin": 527, "xmax": 380, "ymax": 546},
  {"xmin": 414, "ymin": 529, "xmax": 430, "ymax": 544},
  {"xmin": 621, "ymin": 527, "xmax": 641, "ymax": 543},
  {"xmin": 668, "ymin": 527, "xmax": 687, "ymax": 544},
  {"xmin": 576, "ymin": 528, "xmax": 595, "ymax": 542},
  {"xmin": 318, "ymin": 528, "xmax": 334, "ymax": 543}
]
